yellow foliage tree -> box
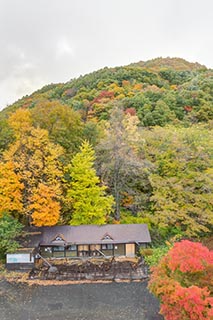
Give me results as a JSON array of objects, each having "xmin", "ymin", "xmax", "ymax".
[
  {"xmin": 0, "ymin": 161, "xmax": 23, "ymax": 216},
  {"xmin": 67, "ymin": 141, "xmax": 114, "ymax": 225},
  {"xmin": 4, "ymin": 109, "xmax": 64, "ymax": 225},
  {"xmin": 8, "ymin": 108, "xmax": 32, "ymax": 138}
]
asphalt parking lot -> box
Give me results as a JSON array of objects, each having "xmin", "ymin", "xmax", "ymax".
[{"xmin": 0, "ymin": 280, "xmax": 163, "ymax": 320}]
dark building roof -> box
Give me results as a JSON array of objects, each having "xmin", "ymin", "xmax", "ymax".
[{"xmin": 39, "ymin": 224, "xmax": 151, "ymax": 246}]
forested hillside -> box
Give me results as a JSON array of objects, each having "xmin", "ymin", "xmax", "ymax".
[{"xmin": 0, "ymin": 57, "xmax": 212, "ymax": 250}]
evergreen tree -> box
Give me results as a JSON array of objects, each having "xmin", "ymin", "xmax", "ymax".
[{"xmin": 67, "ymin": 141, "xmax": 114, "ymax": 225}]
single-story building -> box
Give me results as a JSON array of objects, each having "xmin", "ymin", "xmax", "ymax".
[
  {"xmin": 6, "ymin": 224, "xmax": 151, "ymax": 270},
  {"xmin": 39, "ymin": 224, "xmax": 151, "ymax": 258}
]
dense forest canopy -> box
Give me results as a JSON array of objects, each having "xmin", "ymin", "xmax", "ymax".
[{"xmin": 0, "ymin": 57, "xmax": 212, "ymax": 250}]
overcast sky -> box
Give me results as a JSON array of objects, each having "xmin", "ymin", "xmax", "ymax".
[{"xmin": 0, "ymin": 0, "xmax": 212, "ymax": 110}]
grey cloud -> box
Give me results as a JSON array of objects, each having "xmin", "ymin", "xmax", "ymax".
[{"xmin": 0, "ymin": 0, "xmax": 212, "ymax": 109}]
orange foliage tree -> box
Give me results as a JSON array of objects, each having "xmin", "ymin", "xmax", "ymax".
[
  {"xmin": 149, "ymin": 240, "xmax": 213, "ymax": 320},
  {"xmin": 29, "ymin": 183, "xmax": 60, "ymax": 226}
]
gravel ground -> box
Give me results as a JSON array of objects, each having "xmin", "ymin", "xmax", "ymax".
[{"xmin": 0, "ymin": 279, "xmax": 163, "ymax": 320}]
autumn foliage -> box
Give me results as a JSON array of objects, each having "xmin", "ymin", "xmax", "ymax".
[
  {"xmin": 0, "ymin": 161, "xmax": 23, "ymax": 216},
  {"xmin": 30, "ymin": 183, "xmax": 60, "ymax": 227},
  {"xmin": 148, "ymin": 240, "xmax": 213, "ymax": 320},
  {"xmin": 67, "ymin": 141, "xmax": 114, "ymax": 225},
  {"xmin": 0, "ymin": 57, "xmax": 212, "ymax": 238},
  {"xmin": 2, "ymin": 109, "xmax": 63, "ymax": 226}
]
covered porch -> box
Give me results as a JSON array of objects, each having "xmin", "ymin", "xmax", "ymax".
[{"xmin": 40, "ymin": 243, "xmax": 135, "ymax": 258}]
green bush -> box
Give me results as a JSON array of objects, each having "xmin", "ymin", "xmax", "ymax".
[
  {"xmin": 144, "ymin": 244, "xmax": 172, "ymax": 267},
  {"xmin": 139, "ymin": 248, "xmax": 153, "ymax": 257},
  {"xmin": 0, "ymin": 214, "xmax": 23, "ymax": 260}
]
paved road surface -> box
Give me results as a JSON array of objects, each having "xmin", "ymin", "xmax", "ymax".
[{"xmin": 0, "ymin": 280, "xmax": 163, "ymax": 320}]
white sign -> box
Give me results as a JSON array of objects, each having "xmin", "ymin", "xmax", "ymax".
[{"xmin": 6, "ymin": 253, "xmax": 34, "ymax": 264}]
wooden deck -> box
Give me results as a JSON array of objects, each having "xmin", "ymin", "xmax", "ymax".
[{"xmin": 30, "ymin": 257, "xmax": 149, "ymax": 281}]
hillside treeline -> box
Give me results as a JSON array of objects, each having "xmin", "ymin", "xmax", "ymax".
[{"xmin": 0, "ymin": 57, "xmax": 212, "ymax": 245}]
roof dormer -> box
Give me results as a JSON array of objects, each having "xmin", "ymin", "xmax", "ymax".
[
  {"xmin": 51, "ymin": 234, "xmax": 66, "ymax": 242},
  {"xmin": 101, "ymin": 233, "xmax": 114, "ymax": 241}
]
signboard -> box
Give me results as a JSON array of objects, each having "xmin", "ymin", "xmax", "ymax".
[{"xmin": 6, "ymin": 253, "xmax": 34, "ymax": 264}]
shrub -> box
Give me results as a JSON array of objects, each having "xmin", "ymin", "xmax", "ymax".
[{"xmin": 0, "ymin": 214, "xmax": 23, "ymax": 260}]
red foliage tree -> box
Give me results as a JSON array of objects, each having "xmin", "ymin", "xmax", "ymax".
[
  {"xmin": 124, "ymin": 107, "xmax": 136, "ymax": 116},
  {"xmin": 168, "ymin": 240, "xmax": 213, "ymax": 273},
  {"xmin": 149, "ymin": 240, "xmax": 213, "ymax": 320},
  {"xmin": 92, "ymin": 90, "xmax": 114, "ymax": 104},
  {"xmin": 184, "ymin": 105, "xmax": 193, "ymax": 112}
]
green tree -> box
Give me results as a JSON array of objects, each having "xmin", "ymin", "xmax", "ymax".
[
  {"xmin": 143, "ymin": 125, "xmax": 213, "ymax": 238},
  {"xmin": 143, "ymin": 100, "xmax": 176, "ymax": 126},
  {"xmin": 0, "ymin": 118, "xmax": 14, "ymax": 155},
  {"xmin": 0, "ymin": 214, "xmax": 23, "ymax": 259},
  {"xmin": 67, "ymin": 141, "xmax": 114, "ymax": 225},
  {"xmin": 31, "ymin": 101, "xmax": 84, "ymax": 160}
]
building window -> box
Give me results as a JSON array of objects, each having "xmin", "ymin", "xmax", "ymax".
[
  {"xmin": 44, "ymin": 247, "xmax": 52, "ymax": 253},
  {"xmin": 104, "ymin": 235, "xmax": 111, "ymax": 240},
  {"xmin": 67, "ymin": 245, "xmax": 77, "ymax": 251},
  {"xmin": 102, "ymin": 233, "xmax": 113, "ymax": 241},
  {"xmin": 102, "ymin": 244, "xmax": 113, "ymax": 250},
  {"xmin": 53, "ymin": 246, "xmax": 64, "ymax": 252},
  {"xmin": 55, "ymin": 236, "xmax": 63, "ymax": 241}
]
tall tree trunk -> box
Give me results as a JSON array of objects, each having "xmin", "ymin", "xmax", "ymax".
[{"xmin": 113, "ymin": 158, "xmax": 120, "ymax": 221}]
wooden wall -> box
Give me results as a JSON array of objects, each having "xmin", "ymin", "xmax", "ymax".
[{"xmin": 125, "ymin": 243, "xmax": 135, "ymax": 257}]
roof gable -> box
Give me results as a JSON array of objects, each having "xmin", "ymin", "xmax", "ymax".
[
  {"xmin": 101, "ymin": 233, "xmax": 114, "ymax": 241},
  {"xmin": 51, "ymin": 233, "xmax": 67, "ymax": 246},
  {"xmin": 51, "ymin": 234, "xmax": 66, "ymax": 242}
]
